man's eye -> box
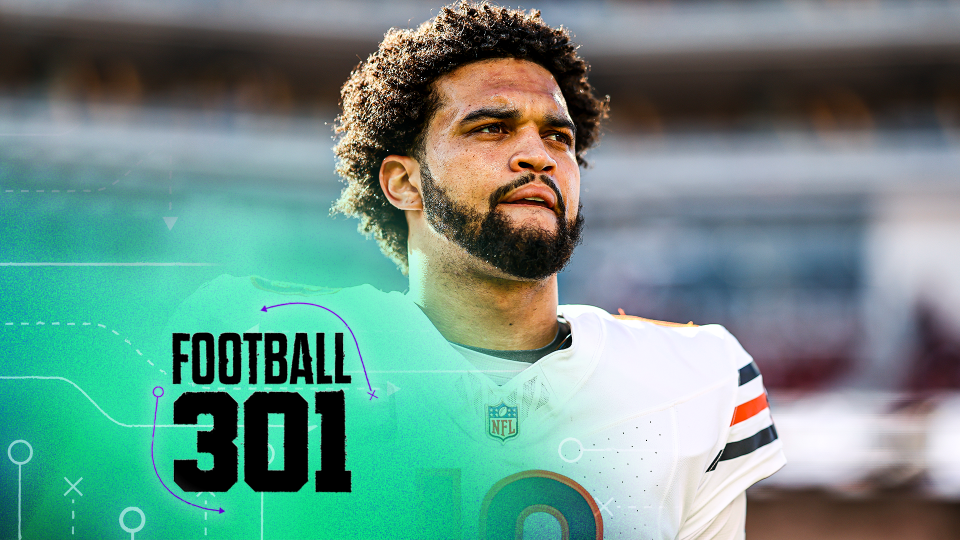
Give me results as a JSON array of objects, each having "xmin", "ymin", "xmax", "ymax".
[
  {"xmin": 546, "ymin": 132, "xmax": 573, "ymax": 145},
  {"xmin": 476, "ymin": 124, "xmax": 504, "ymax": 134}
]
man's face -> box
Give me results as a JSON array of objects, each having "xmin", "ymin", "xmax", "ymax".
[{"xmin": 417, "ymin": 58, "xmax": 583, "ymax": 280}]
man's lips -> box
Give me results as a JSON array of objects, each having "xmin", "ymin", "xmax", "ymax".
[{"xmin": 499, "ymin": 184, "xmax": 558, "ymax": 212}]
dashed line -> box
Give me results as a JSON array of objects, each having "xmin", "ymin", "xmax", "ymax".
[
  {"xmin": 3, "ymin": 320, "xmax": 163, "ymax": 377},
  {"xmin": 3, "ymin": 150, "xmax": 155, "ymax": 195}
]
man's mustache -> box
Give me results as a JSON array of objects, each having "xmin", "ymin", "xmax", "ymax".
[{"xmin": 487, "ymin": 173, "xmax": 565, "ymax": 216}]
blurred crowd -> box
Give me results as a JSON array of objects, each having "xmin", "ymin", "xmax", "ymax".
[{"xmin": 2, "ymin": 52, "xmax": 960, "ymax": 139}]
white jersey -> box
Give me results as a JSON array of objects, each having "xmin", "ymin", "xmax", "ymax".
[{"xmin": 161, "ymin": 275, "xmax": 785, "ymax": 539}]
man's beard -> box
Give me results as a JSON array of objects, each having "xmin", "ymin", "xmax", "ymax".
[{"xmin": 419, "ymin": 161, "xmax": 584, "ymax": 280}]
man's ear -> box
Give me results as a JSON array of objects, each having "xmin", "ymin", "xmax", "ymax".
[{"xmin": 379, "ymin": 155, "xmax": 422, "ymax": 211}]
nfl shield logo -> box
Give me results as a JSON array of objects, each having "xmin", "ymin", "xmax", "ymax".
[{"xmin": 487, "ymin": 402, "xmax": 519, "ymax": 442}]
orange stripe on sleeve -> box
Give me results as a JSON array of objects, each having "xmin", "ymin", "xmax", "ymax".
[
  {"xmin": 731, "ymin": 393, "xmax": 769, "ymax": 426},
  {"xmin": 613, "ymin": 309, "xmax": 697, "ymax": 328}
]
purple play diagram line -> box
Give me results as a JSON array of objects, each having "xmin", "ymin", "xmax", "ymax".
[
  {"xmin": 150, "ymin": 386, "xmax": 225, "ymax": 514},
  {"xmin": 260, "ymin": 302, "xmax": 377, "ymax": 400}
]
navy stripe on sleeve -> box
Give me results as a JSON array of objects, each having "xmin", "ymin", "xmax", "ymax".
[
  {"xmin": 707, "ymin": 425, "xmax": 778, "ymax": 471},
  {"xmin": 738, "ymin": 361, "xmax": 760, "ymax": 386}
]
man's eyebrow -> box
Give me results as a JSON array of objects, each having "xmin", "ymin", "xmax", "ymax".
[
  {"xmin": 457, "ymin": 106, "xmax": 522, "ymax": 126},
  {"xmin": 544, "ymin": 113, "xmax": 576, "ymax": 136}
]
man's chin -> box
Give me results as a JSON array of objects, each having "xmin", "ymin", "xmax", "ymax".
[{"xmin": 494, "ymin": 204, "xmax": 561, "ymax": 230}]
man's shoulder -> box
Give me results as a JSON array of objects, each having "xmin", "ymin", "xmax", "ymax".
[
  {"xmin": 562, "ymin": 304, "xmax": 748, "ymax": 361},
  {"xmin": 561, "ymin": 304, "xmax": 753, "ymax": 392}
]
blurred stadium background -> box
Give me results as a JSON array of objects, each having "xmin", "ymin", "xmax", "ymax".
[{"xmin": 1, "ymin": 0, "xmax": 960, "ymax": 537}]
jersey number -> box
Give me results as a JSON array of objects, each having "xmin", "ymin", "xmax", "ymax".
[
  {"xmin": 480, "ymin": 470, "xmax": 603, "ymax": 540},
  {"xmin": 422, "ymin": 468, "xmax": 603, "ymax": 539}
]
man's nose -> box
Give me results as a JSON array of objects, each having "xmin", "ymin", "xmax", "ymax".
[{"xmin": 509, "ymin": 128, "xmax": 557, "ymax": 173}]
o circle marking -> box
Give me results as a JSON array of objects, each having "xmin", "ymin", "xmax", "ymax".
[
  {"xmin": 7, "ymin": 440, "xmax": 33, "ymax": 466},
  {"xmin": 558, "ymin": 437, "xmax": 584, "ymax": 464},
  {"xmin": 119, "ymin": 507, "xmax": 146, "ymax": 534}
]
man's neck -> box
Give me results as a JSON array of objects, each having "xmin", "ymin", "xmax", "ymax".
[{"xmin": 407, "ymin": 250, "xmax": 560, "ymax": 351}]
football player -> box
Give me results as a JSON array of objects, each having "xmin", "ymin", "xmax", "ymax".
[
  {"xmin": 170, "ymin": 2, "xmax": 785, "ymax": 537},
  {"xmin": 330, "ymin": 2, "xmax": 785, "ymax": 538}
]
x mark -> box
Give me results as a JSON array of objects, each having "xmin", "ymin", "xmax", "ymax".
[
  {"xmin": 63, "ymin": 477, "xmax": 83, "ymax": 497},
  {"xmin": 597, "ymin": 496, "xmax": 614, "ymax": 517}
]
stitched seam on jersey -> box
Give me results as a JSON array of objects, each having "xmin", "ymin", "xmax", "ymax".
[
  {"xmin": 657, "ymin": 405, "xmax": 681, "ymax": 537},
  {"xmin": 582, "ymin": 372, "xmax": 737, "ymax": 437},
  {"xmin": 549, "ymin": 310, "xmax": 604, "ymax": 406}
]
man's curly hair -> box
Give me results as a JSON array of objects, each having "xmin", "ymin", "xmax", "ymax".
[{"xmin": 331, "ymin": 1, "xmax": 608, "ymax": 274}]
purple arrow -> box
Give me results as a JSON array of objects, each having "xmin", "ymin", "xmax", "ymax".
[
  {"xmin": 150, "ymin": 386, "xmax": 225, "ymax": 514},
  {"xmin": 260, "ymin": 302, "xmax": 377, "ymax": 400}
]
